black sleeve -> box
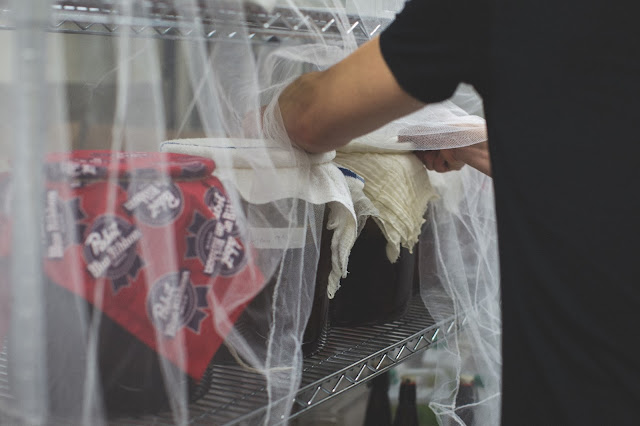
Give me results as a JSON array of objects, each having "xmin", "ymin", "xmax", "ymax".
[{"xmin": 379, "ymin": 0, "xmax": 489, "ymax": 104}]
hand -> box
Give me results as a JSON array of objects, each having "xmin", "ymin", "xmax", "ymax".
[
  {"xmin": 414, "ymin": 149, "xmax": 466, "ymax": 173},
  {"xmin": 414, "ymin": 141, "xmax": 492, "ymax": 177}
]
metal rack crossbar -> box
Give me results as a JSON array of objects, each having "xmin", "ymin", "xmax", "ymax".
[{"xmin": 0, "ymin": 0, "xmax": 390, "ymax": 43}]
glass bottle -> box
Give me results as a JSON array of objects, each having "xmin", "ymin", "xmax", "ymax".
[
  {"xmin": 392, "ymin": 377, "xmax": 419, "ymax": 426},
  {"xmin": 364, "ymin": 372, "xmax": 393, "ymax": 426}
]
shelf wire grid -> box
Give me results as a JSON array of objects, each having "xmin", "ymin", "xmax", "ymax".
[
  {"xmin": 0, "ymin": 0, "xmax": 390, "ymax": 43},
  {"xmin": 0, "ymin": 297, "xmax": 457, "ymax": 425}
]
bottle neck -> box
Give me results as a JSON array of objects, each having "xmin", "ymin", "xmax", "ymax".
[{"xmin": 399, "ymin": 379, "xmax": 417, "ymax": 405}]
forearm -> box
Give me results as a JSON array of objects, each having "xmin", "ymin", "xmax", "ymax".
[
  {"xmin": 277, "ymin": 37, "xmax": 424, "ymax": 154},
  {"xmin": 277, "ymin": 71, "xmax": 347, "ymax": 153}
]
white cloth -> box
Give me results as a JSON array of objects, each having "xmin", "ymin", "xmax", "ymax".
[
  {"xmin": 325, "ymin": 166, "xmax": 378, "ymax": 297},
  {"xmin": 337, "ymin": 135, "xmax": 415, "ymax": 154},
  {"xmin": 332, "ymin": 103, "xmax": 485, "ymax": 263},
  {"xmin": 161, "ymin": 138, "xmax": 335, "ymax": 170},
  {"xmin": 160, "ymin": 138, "xmax": 357, "ymax": 299},
  {"xmin": 335, "ymin": 166, "xmax": 378, "ymax": 238},
  {"xmin": 339, "ymin": 101, "xmax": 487, "ymax": 154},
  {"xmin": 334, "ymin": 151, "xmax": 438, "ymax": 263}
]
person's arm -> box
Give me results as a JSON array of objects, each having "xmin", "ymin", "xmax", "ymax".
[
  {"xmin": 278, "ymin": 36, "xmax": 424, "ymax": 153},
  {"xmin": 277, "ymin": 34, "xmax": 492, "ymax": 177}
]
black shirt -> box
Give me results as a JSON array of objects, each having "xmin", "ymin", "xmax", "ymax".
[{"xmin": 381, "ymin": 1, "xmax": 640, "ymax": 424}]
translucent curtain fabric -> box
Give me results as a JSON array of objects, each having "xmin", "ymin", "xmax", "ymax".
[
  {"xmin": 1, "ymin": 0, "xmax": 319, "ymax": 424},
  {"xmin": 0, "ymin": 1, "xmax": 501, "ymax": 425},
  {"xmin": 419, "ymin": 167, "xmax": 500, "ymax": 426}
]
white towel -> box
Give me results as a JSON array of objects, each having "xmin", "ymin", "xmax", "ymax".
[
  {"xmin": 334, "ymin": 151, "xmax": 437, "ymax": 263},
  {"xmin": 335, "ymin": 166, "xmax": 378, "ymax": 237},
  {"xmin": 333, "ymin": 106, "xmax": 484, "ymax": 262},
  {"xmin": 339, "ymin": 101, "xmax": 487, "ymax": 154},
  {"xmin": 161, "ymin": 138, "xmax": 335, "ymax": 170},
  {"xmin": 160, "ymin": 138, "xmax": 357, "ymax": 299}
]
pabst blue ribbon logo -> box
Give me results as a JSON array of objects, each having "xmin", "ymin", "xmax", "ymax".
[
  {"xmin": 83, "ymin": 215, "xmax": 143, "ymax": 292},
  {"xmin": 186, "ymin": 188, "xmax": 246, "ymax": 276},
  {"xmin": 123, "ymin": 179, "xmax": 183, "ymax": 227},
  {"xmin": 147, "ymin": 270, "xmax": 208, "ymax": 338},
  {"xmin": 204, "ymin": 187, "xmax": 240, "ymax": 233},
  {"xmin": 43, "ymin": 190, "xmax": 87, "ymax": 259}
]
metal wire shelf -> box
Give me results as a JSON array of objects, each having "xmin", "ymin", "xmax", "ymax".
[
  {"xmin": 0, "ymin": 0, "xmax": 390, "ymax": 43},
  {"xmin": 0, "ymin": 297, "xmax": 457, "ymax": 425}
]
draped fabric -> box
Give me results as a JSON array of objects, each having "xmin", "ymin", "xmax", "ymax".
[{"xmin": 0, "ymin": 1, "xmax": 499, "ymax": 424}]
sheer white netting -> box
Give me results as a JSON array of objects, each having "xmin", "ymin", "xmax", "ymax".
[
  {"xmin": 419, "ymin": 167, "xmax": 500, "ymax": 426},
  {"xmin": 0, "ymin": 0, "xmax": 500, "ymax": 425}
]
